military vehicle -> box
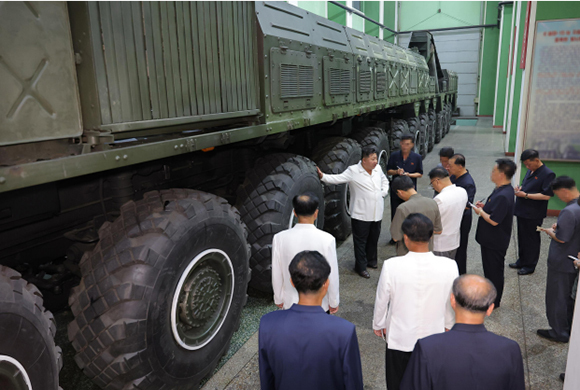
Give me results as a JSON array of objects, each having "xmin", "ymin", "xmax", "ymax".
[{"xmin": 0, "ymin": 1, "xmax": 457, "ymax": 389}]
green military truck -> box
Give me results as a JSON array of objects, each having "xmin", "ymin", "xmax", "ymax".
[{"xmin": 0, "ymin": 2, "xmax": 457, "ymax": 389}]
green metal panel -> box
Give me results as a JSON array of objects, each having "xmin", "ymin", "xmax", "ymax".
[
  {"xmin": 71, "ymin": 1, "xmax": 259, "ymax": 133},
  {"xmin": 0, "ymin": 1, "xmax": 82, "ymax": 146},
  {"xmin": 388, "ymin": 63, "xmax": 401, "ymax": 97},
  {"xmin": 323, "ymin": 56, "xmax": 353, "ymax": 106},
  {"xmin": 270, "ymin": 48, "xmax": 320, "ymax": 112}
]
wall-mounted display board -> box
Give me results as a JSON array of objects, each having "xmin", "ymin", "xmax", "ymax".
[{"xmin": 524, "ymin": 19, "xmax": 580, "ymax": 161}]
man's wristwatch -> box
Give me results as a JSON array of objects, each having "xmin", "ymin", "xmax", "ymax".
[{"xmin": 525, "ymin": 193, "xmax": 529, "ymax": 199}]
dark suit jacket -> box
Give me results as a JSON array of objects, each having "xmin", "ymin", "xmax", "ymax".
[
  {"xmin": 259, "ymin": 304, "xmax": 364, "ymax": 390},
  {"xmin": 400, "ymin": 323, "xmax": 525, "ymax": 390}
]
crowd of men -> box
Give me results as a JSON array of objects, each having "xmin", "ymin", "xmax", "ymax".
[{"xmin": 258, "ymin": 134, "xmax": 580, "ymax": 390}]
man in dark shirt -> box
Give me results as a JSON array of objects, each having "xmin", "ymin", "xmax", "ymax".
[
  {"xmin": 536, "ymin": 177, "xmax": 580, "ymax": 343},
  {"xmin": 387, "ymin": 135, "xmax": 423, "ymax": 244},
  {"xmin": 509, "ymin": 149, "xmax": 555, "ymax": 275},
  {"xmin": 473, "ymin": 159, "xmax": 516, "ymax": 308},
  {"xmin": 449, "ymin": 154, "xmax": 477, "ymax": 274},
  {"xmin": 259, "ymin": 251, "xmax": 364, "ymax": 390},
  {"xmin": 400, "ymin": 274, "xmax": 525, "ymax": 390}
]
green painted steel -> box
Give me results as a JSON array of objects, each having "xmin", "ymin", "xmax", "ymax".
[
  {"xmin": 493, "ymin": 4, "xmax": 513, "ymax": 127},
  {"xmin": 478, "ymin": 1, "xmax": 500, "ymax": 116},
  {"xmin": 507, "ymin": 1, "xmax": 527, "ymax": 153},
  {"xmin": 70, "ymin": 1, "xmax": 259, "ymax": 133},
  {"xmin": 0, "ymin": 2, "xmax": 82, "ymax": 146},
  {"xmin": 0, "ymin": 1, "xmax": 458, "ymax": 193}
]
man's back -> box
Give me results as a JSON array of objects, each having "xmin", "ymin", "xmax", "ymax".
[
  {"xmin": 259, "ymin": 305, "xmax": 363, "ymax": 390},
  {"xmin": 391, "ymin": 194, "xmax": 442, "ymax": 255},
  {"xmin": 373, "ymin": 252, "xmax": 458, "ymax": 352},
  {"xmin": 272, "ymin": 224, "xmax": 339, "ymax": 310},
  {"xmin": 433, "ymin": 184, "xmax": 468, "ymax": 252},
  {"xmin": 401, "ymin": 324, "xmax": 525, "ymax": 390}
]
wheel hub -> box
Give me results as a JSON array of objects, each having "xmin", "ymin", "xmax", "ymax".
[
  {"xmin": 171, "ymin": 249, "xmax": 234, "ymax": 350},
  {"xmin": 0, "ymin": 355, "xmax": 32, "ymax": 390},
  {"xmin": 179, "ymin": 268, "xmax": 223, "ymax": 328}
]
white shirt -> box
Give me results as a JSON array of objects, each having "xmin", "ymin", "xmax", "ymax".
[
  {"xmin": 372, "ymin": 251, "xmax": 459, "ymax": 352},
  {"xmin": 321, "ymin": 161, "xmax": 389, "ymax": 222},
  {"xmin": 433, "ymin": 184, "xmax": 468, "ymax": 251},
  {"xmin": 271, "ymin": 224, "xmax": 339, "ymax": 311}
]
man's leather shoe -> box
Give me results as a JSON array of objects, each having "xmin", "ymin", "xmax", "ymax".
[
  {"xmin": 368, "ymin": 264, "xmax": 378, "ymax": 269},
  {"xmin": 517, "ymin": 268, "xmax": 534, "ymax": 275},
  {"xmin": 357, "ymin": 270, "xmax": 371, "ymax": 279},
  {"xmin": 509, "ymin": 262, "xmax": 522, "ymax": 269},
  {"xmin": 559, "ymin": 373, "xmax": 565, "ymax": 381},
  {"xmin": 537, "ymin": 329, "xmax": 569, "ymax": 343}
]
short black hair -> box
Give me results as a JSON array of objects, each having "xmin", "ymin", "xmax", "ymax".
[
  {"xmin": 439, "ymin": 147, "xmax": 455, "ymax": 158},
  {"xmin": 292, "ymin": 193, "xmax": 319, "ymax": 217},
  {"xmin": 361, "ymin": 146, "xmax": 377, "ymax": 159},
  {"xmin": 520, "ymin": 149, "xmax": 539, "ymax": 162},
  {"xmin": 289, "ymin": 250, "xmax": 331, "ymax": 294},
  {"xmin": 401, "ymin": 213, "xmax": 433, "ymax": 242},
  {"xmin": 551, "ymin": 176, "xmax": 576, "ymax": 191},
  {"xmin": 401, "ymin": 134, "xmax": 414, "ymax": 143},
  {"xmin": 452, "ymin": 275, "xmax": 497, "ymax": 313},
  {"xmin": 429, "ymin": 166, "xmax": 450, "ymax": 179},
  {"xmin": 391, "ymin": 175, "xmax": 415, "ymax": 192},
  {"xmin": 450, "ymin": 154, "xmax": 466, "ymax": 167},
  {"xmin": 495, "ymin": 158, "xmax": 517, "ymax": 180}
]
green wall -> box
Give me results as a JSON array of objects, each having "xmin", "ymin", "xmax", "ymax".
[
  {"xmin": 478, "ymin": 1, "xmax": 500, "ymax": 116},
  {"xmin": 399, "ymin": 1, "xmax": 481, "ymax": 30},
  {"xmin": 507, "ymin": 2, "xmax": 527, "ymax": 153},
  {"xmin": 493, "ymin": 4, "xmax": 513, "ymax": 127},
  {"xmin": 362, "ymin": 1, "xmax": 380, "ymax": 37},
  {"xmin": 536, "ymin": 1, "xmax": 580, "ymax": 20},
  {"xmin": 328, "ymin": 1, "xmax": 346, "ymax": 26},
  {"xmin": 383, "ymin": 1, "xmax": 396, "ymax": 43},
  {"xmin": 297, "ymin": 1, "xmax": 326, "ymax": 17}
]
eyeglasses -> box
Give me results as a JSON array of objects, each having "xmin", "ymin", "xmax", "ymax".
[{"xmin": 429, "ymin": 179, "xmax": 439, "ymax": 189}]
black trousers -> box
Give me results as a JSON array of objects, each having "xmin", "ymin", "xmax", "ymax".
[
  {"xmin": 385, "ymin": 346, "xmax": 412, "ymax": 390},
  {"xmin": 455, "ymin": 212, "xmax": 472, "ymax": 275},
  {"xmin": 351, "ymin": 218, "xmax": 381, "ymax": 272},
  {"xmin": 516, "ymin": 216, "xmax": 544, "ymax": 271},
  {"xmin": 546, "ymin": 268, "xmax": 576, "ymax": 339},
  {"xmin": 481, "ymin": 245, "xmax": 507, "ymax": 307},
  {"xmin": 390, "ymin": 190, "xmax": 404, "ymax": 221}
]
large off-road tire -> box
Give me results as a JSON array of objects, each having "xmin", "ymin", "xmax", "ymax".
[
  {"xmin": 237, "ymin": 154, "xmax": 325, "ymax": 292},
  {"xmin": 406, "ymin": 117, "xmax": 422, "ymax": 156},
  {"xmin": 312, "ymin": 138, "xmax": 361, "ymax": 240},
  {"xmin": 387, "ymin": 119, "xmax": 409, "ymax": 152},
  {"xmin": 68, "ymin": 189, "xmax": 250, "ymax": 390},
  {"xmin": 418, "ymin": 113, "xmax": 430, "ymax": 159},
  {"xmin": 0, "ymin": 266, "xmax": 62, "ymax": 390},
  {"xmin": 436, "ymin": 110, "xmax": 445, "ymax": 143},
  {"xmin": 427, "ymin": 110, "xmax": 436, "ymax": 152},
  {"xmin": 351, "ymin": 127, "xmax": 390, "ymax": 176}
]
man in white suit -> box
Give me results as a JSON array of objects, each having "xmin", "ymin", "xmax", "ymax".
[{"xmin": 271, "ymin": 193, "xmax": 339, "ymax": 313}]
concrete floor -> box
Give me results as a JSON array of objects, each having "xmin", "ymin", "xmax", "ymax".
[{"xmin": 201, "ymin": 118, "xmax": 569, "ymax": 390}]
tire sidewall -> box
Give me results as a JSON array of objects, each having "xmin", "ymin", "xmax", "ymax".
[{"xmin": 147, "ymin": 208, "xmax": 248, "ymax": 384}]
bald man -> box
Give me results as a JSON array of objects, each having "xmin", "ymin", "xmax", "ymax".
[{"xmin": 401, "ymin": 275, "xmax": 525, "ymax": 390}]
